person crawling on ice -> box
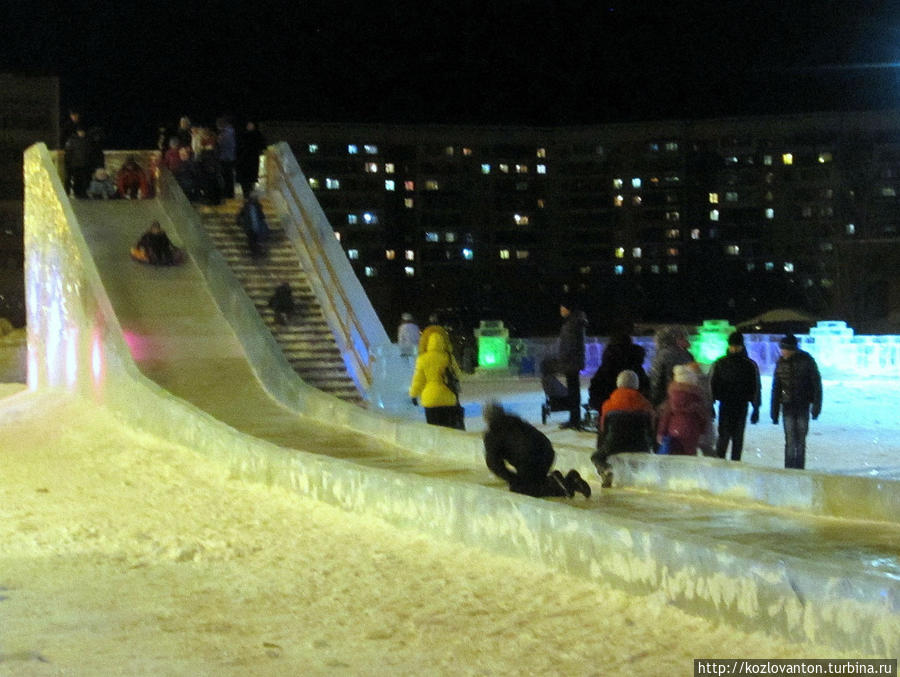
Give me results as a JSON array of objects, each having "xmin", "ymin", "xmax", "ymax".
[
  {"xmin": 483, "ymin": 402, "xmax": 591, "ymax": 499},
  {"xmin": 130, "ymin": 220, "xmax": 183, "ymax": 266}
]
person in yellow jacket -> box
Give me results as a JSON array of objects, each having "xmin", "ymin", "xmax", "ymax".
[{"xmin": 409, "ymin": 326, "xmax": 464, "ymax": 429}]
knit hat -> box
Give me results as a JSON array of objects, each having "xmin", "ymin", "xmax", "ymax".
[
  {"xmin": 779, "ymin": 334, "xmax": 799, "ymax": 350},
  {"xmin": 727, "ymin": 331, "xmax": 744, "ymax": 347},
  {"xmin": 673, "ymin": 364, "xmax": 699, "ymax": 386},
  {"xmin": 616, "ymin": 369, "xmax": 640, "ymax": 390}
]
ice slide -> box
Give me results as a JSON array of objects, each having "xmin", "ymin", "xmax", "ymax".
[{"xmin": 24, "ymin": 144, "xmax": 899, "ymax": 655}]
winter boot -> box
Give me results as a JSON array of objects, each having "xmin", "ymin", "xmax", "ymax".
[
  {"xmin": 548, "ymin": 470, "xmax": 573, "ymax": 497},
  {"xmin": 565, "ymin": 470, "xmax": 592, "ymax": 498}
]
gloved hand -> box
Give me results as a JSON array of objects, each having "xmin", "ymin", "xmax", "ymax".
[
  {"xmin": 411, "ymin": 397, "xmax": 418, "ymax": 406},
  {"xmin": 750, "ymin": 408, "xmax": 759, "ymax": 424}
]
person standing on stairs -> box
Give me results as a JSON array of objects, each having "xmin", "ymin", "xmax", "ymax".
[{"xmin": 268, "ymin": 282, "xmax": 296, "ymax": 325}]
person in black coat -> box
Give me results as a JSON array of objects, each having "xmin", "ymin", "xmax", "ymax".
[
  {"xmin": 541, "ymin": 297, "xmax": 588, "ymax": 429},
  {"xmin": 236, "ymin": 121, "xmax": 267, "ymax": 197},
  {"xmin": 483, "ymin": 403, "xmax": 591, "ymax": 498},
  {"xmin": 709, "ymin": 332, "xmax": 761, "ymax": 461},
  {"xmin": 770, "ymin": 334, "xmax": 823, "ymax": 470},
  {"xmin": 587, "ymin": 333, "xmax": 649, "ymax": 411}
]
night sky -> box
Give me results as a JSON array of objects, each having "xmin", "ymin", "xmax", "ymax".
[{"xmin": 4, "ymin": 1, "xmax": 900, "ymax": 146}]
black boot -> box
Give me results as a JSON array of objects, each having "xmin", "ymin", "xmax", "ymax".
[{"xmin": 565, "ymin": 470, "xmax": 592, "ymax": 498}]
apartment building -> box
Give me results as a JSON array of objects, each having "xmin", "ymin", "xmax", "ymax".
[{"xmin": 266, "ymin": 112, "xmax": 900, "ymax": 335}]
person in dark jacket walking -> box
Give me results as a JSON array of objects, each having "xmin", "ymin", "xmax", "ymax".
[
  {"xmin": 540, "ymin": 297, "xmax": 588, "ymax": 429},
  {"xmin": 770, "ymin": 334, "xmax": 822, "ymax": 470},
  {"xmin": 483, "ymin": 403, "xmax": 591, "ymax": 498},
  {"xmin": 710, "ymin": 332, "xmax": 761, "ymax": 461}
]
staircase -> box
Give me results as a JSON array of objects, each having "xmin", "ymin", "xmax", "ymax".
[{"xmin": 195, "ymin": 198, "xmax": 364, "ymax": 405}]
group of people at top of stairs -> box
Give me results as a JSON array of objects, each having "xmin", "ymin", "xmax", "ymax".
[
  {"xmin": 61, "ymin": 109, "xmax": 267, "ymax": 206},
  {"xmin": 398, "ymin": 301, "xmax": 822, "ymax": 501},
  {"xmin": 157, "ymin": 115, "xmax": 267, "ymax": 206},
  {"xmin": 61, "ymin": 110, "xmax": 152, "ymax": 200}
]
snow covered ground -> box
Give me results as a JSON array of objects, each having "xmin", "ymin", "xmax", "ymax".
[
  {"xmin": 0, "ymin": 387, "xmax": 869, "ymax": 676},
  {"xmin": 2, "ymin": 356, "xmax": 896, "ymax": 674}
]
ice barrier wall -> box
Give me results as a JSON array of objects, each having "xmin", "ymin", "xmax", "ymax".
[{"xmin": 23, "ymin": 144, "xmax": 899, "ymax": 656}]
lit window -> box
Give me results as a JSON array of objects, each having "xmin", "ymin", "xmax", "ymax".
[
  {"xmin": 818, "ymin": 152, "xmax": 832, "ymax": 163},
  {"xmin": 425, "ymin": 232, "xmax": 439, "ymax": 242},
  {"xmin": 709, "ymin": 192, "xmax": 719, "ymax": 204},
  {"xmin": 363, "ymin": 212, "xmax": 377, "ymax": 224},
  {"xmin": 425, "ymin": 180, "xmax": 439, "ymax": 190},
  {"xmin": 802, "ymin": 206, "xmax": 813, "ymax": 218},
  {"xmin": 385, "ymin": 180, "xmax": 395, "ymax": 191},
  {"xmin": 579, "ymin": 266, "xmax": 591, "ymax": 275},
  {"xmin": 384, "ymin": 163, "xmax": 395, "ymax": 173},
  {"xmin": 404, "ymin": 198, "xmax": 414, "ymax": 208},
  {"xmin": 725, "ymin": 245, "xmax": 740, "ymax": 255},
  {"xmin": 614, "ymin": 265, "xmax": 624, "ymax": 275},
  {"xmin": 746, "ymin": 262, "xmax": 755, "ymax": 271},
  {"xmin": 691, "ymin": 229, "xmax": 700, "ymax": 240},
  {"xmin": 846, "ymin": 223, "xmax": 855, "ymax": 235},
  {"xmin": 326, "ymin": 178, "xmax": 340, "ymax": 190},
  {"xmin": 765, "ymin": 191, "xmax": 774, "ymax": 201},
  {"xmin": 595, "ymin": 145, "xmax": 605, "ymax": 156},
  {"xmin": 481, "ymin": 164, "xmax": 491, "ymax": 174},
  {"xmin": 666, "ymin": 210, "xmax": 680, "ymax": 222},
  {"xmin": 725, "ymin": 191, "xmax": 738, "ymax": 202},
  {"xmin": 709, "ymin": 209, "xmax": 719, "ymax": 221},
  {"xmin": 614, "ymin": 247, "xmax": 625, "ymax": 259},
  {"xmin": 462, "ymin": 147, "xmax": 473, "ymax": 156},
  {"xmin": 821, "ymin": 278, "xmax": 833, "ymax": 288},
  {"xmin": 765, "ymin": 208, "xmax": 775, "ymax": 219},
  {"xmin": 405, "ymin": 250, "xmax": 414, "ymax": 261},
  {"xmin": 364, "ymin": 162, "xmax": 378, "ymax": 173},
  {"xmin": 515, "ymin": 164, "xmax": 528, "ymax": 174},
  {"xmin": 499, "ymin": 249, "xmax": 510, "ymax": 260},
  {"xmin": 515, "ymin": 181, "xmax": 528, "ymax": 191},
  {"xmin": 404, "ymin": 180, "xmax": 415, "ymax": 191},
  {"xmin": 536, "ymin": 198, "xmax": 545, "ymax": 208},
  {"xmin": 515, "ymin": 250, "xmax": 529, "ymax": 260},
  {"xmin": 665, "ymin": 141, "xmax": 678, "ymax": 152},
  {"xmin": 651, "ymin": 265, "xmax": 660, "ymax": 274},
  {"xmin": 632, "ymin": 247, "xmax": 642, "ymax": 258},
  {"xmin": 444, "ymin": 146, "xmax": 454, "ymax": 156},
  {"xmin": 364, "ymin": 144, "xmax": 378, "ymax": 154},
  {"xmin": 649, "ymin": 142, "xmax": 660, "ymax": 152},
  {"xmin": 348, "ymin": 249, "xmax": 359, "ymax": 259},
  {"xmin": 784, "ymin": 262, "xmax": 794, "ymax": 272},
  {"xmin": 612, "ymin": 178, "xmax": 623, "ymax": 189},
  {"xmin": 404, "ymin": 266, "xmax": 415, "ymax": 277},
  {"xmin": 462, "ymin": 248, "xmax": 474, "ymax": 260},
  {"xmin": 763, "ymin": 154, "xmax": 773, "ymax": 165},
  {"xmin": 385, "ymin": 249, "xmax": 395, "ymax": 260},
  {"xmin": 364, "ymin": 266, "xmax": 376, "ymax": 277},
  {"xmin": 726, "ymin": 155, "xmax": 739, "ymax": 164},
  {"xmin": 348, "ymin": 144, "xmax": 358, "ymax": 154},
  {"xmin": 614, "ymin": 195, "xmax": 624, "ymax": 207},
  {"xmin": 499, "ymin": 164, "xmax": 509, "ymax": 173},
  {"xmin": 667, "ymin": 247, "xmax": 679, "ymax": 257},
  {"xmin": 308, "ymin": 144, "xmax": 319, "ymax": 154},
  {"xmin": 765, "ymin": 262, "xmax": 775, "ymax": 271},
  {"xmin": 347, "ymin": 214, "xmax": 358, "ymax": 225},
  {"xmin": 666, "ymin": 229, "xmax": 680, "ymax": 239},
  {"xmin": 514, "ymin": 214, "xmax": 529, "ymax": 225},
  {"xmin": 667, "ymin": 263, "xmax": 679, "ymax": 273},
  {"xmin": 881, "ymin": 187, "xmax": 896, "ymax": 197},
  {"xmin": 782, "ymin": 153, "xmax": 793, "ymax": 165},
  {"xmin": 308, "ymin": 178, "xmax": 320, "ymax": 189},
  {"xmin": 632, "ymin": 196, "xmax": 642, "ymax": 206},
  {"xmin": 537, "ymin": 164, "xmax": 547, "ymax": 174},
  {"xmin": 442, "ymin": 232, "xmax": 455, "ymax": 243},
  {"xmin": 536, "ymin": 147, "xmax": 547, "ymax": 158},
  {"xmin": 650, "ymin": 176, "xmax": 659, "ymax": 185},
  {"xmin": 631, "ymin": 178, "xmax": 642, "ymax": 189}
]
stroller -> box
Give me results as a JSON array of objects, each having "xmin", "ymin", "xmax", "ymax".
[{"xmin": 540, "ymin": 370, "xmax": 598, "ymax": 431}]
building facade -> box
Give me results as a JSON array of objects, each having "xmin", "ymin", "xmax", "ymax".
[{"xmin": 266, "ymin": 112, "xmax": 900, "ymax": 335}]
